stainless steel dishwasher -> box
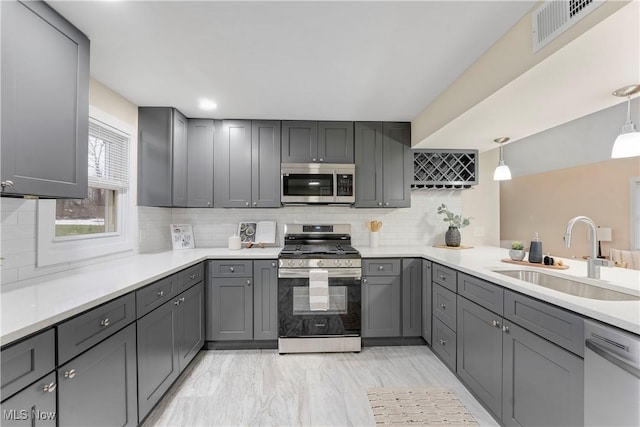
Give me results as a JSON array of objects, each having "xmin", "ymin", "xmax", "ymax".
[{"xmin": 584, "ymin": 319, "xmax": 640, "ymax": 426}]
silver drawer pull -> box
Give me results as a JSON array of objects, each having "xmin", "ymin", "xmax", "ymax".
[
  {"xmin": 189, "ymin": 273, "xmax": 196, "ymax": 280},
  {"xmin": 378, "ymin": 266, "xmax": 384, "ymax": 271},
  {"xmin": 440, "ymin": 275, "xmax": 446, "ymax": 280},
  {"xmin": 64, "ymin": 369, "xmax": 76, "ymax": 379},
  {"xmin": 174, "ymin": 300, "xmax": 181, "ymax": 306},
  {"xmin": 439, "ymin": 339, "xmax": 446, "ymax": 346},
  {"xmin": 440, "ymin": 304, "xmax": 446, "ymax": 310},
  {"xmin": 246, "ymin": 280, "xmax": 251, "ymax": 286},
  {"xmin": 43, "ymin": 382, "xmax": 56, "ymax": 393},
  {"xmin": 492, "ymin": 320, "xmax": 500, "ymax": 327},
  {"xmin": 272, "ymin": 262, "xmax": 276, "ymax": 268},
  {"xmin": 180, "ymin": 297, "xmax": 185, "ymax": 302},
  {"xmin": 230, "ymin": 267, "xmax": 235, "ymax": 272},
  {"xmin": 157, "ymin": 291, "xmax": 164, "ymax": 297},
  {"xmin": 100, "ymin": 318, "xmax": 110, "ymax": 326},
  {"xmin": 502, "ymin": 325, "xmax": 510, "ymax": 333},
  {"xmin": 363, "ymin": 278, "xmax": 368, "ymax": 284}
]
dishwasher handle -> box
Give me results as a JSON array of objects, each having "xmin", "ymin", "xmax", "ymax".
[{"xmin": 586, "ymin": 338, "xmax": 640, "ymax": 379}]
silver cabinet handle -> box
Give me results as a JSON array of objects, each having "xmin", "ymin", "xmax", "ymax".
[
  {"xmin": 377, "ymin": 202, "xmax": 382, "ymax": 206},
  {"xmin": 245, "ymin": 201, "xmax": 249, "ymax": 206},
  {"xmin": 378, "ymin": 265, "xmax": 384, "ymax": 271},
  {"xmin": 384, "ymin": 202, "xmax": 389, "ymax": 206},
  {"xmin": 363, "ymin": 278, "xmax": 368, "ymax": 284},
  {"xmin": 180, "ymin": 297, "xmax": 185, "ymax": 303},
  {"xmin": 502, "ymin": 325, "xmax": 509, "ymax": 332},
  {"xmin": 189, "ymin": 274, "xmax": 196, "ymax": 280},
  {"xmin": 100, "ymin": 318, "xmax": 110, "ymax": 326},
  {"xmin": 492, "ymin": 320, "xmax": 500, "ymax": 327},
  {"xmin": 64, "ymin": 369, "xmax": 76, "ymax": 379},
  {"xmin": 230, "ymin": 267, "xmax": 235, "ymax": 272},
  {"xmin": 43, "ymin": 382, "xmax": 56, "ymax": 393},
  {"xmin": 439, "ymin": 339, "xmax": 446, "ymax": 346},
  {"xmin": 246, "ymin": 280, "xmax": 251, "ymax": 286},
  {"xmin": 253, "ymin": 202, "xmax": 257, "ymax": 207},
  {"xmin": 440, "ymin": 275, "xmax": 446, "ymax": 281},
  {"xmin": 319, "ymin": 158, "xmax": 324, "ymax": 162},
  {"xmin": 1, "ymin": 180, "xmax": 14, "ymax": 188},
  {"xmin": 440, "ymin": 304, "xmax": 446, "ymax": 310},
  {"xmin": 157, "ymin": 290, "xmax": 164, "ymax": 297},
  {"xmin": 312, "ymin": 158, "xmax": 317, "ymax": 162},
  {"xmin": 174, "ymin": 300, "xmax": 181, "ymax": 306},
  {"xmin": 207, "ymin": 201, "xmax": 212, "ymax": 207},
  {"xmin": 271, "ymin": 262, "xmax": 276, "ymax": 268}
]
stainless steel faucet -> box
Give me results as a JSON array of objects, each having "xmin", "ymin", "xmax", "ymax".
[{"xmin": 564, "ymin": 216, "xmax": 614, "ymax": 279}]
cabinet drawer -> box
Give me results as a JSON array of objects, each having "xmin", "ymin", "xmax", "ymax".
[
  {"xmin": 209, "ymin": 260, "xmax": 253, "ymax": 277},
  {"xmin": 433, "ymin": 263, "xmax": 457, "ymax": 292},
  {"xmin": 458, "ymin": 273, "xmax": 504, "ymax": 315},
  {"xmin": 433, "ymin": 283, "xmax": 457, "ymax": 331},
  {"xmin": 178, "ymin": 263, "xmax": 203, "ymax": 292},
  {"xmin": 432, "ymin": 317, "xmax": 457, "ymax": 372},
  {"xmin": 363, "ymin": 259, "xmax": 401, "ymax": 276},
  {"xmin": 136, "ymin": 275, "xmax": 176, "ymax": 318},
  {"xmin": 1, "ymin": 329, "xmax": 55, "ymax": 401},
  {"xmin": 58, "ymin": 293, "xmax": 136, "ymax": 365},
  {"xmin": 0, "ymin": 371, "xmax": 57, "ymax": 426},
  {"xmin": 504, "ymin": 290, "xmax": 584, "ymax": 357}
]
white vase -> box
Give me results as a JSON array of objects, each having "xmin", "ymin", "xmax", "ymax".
[{"xmin": 370, "ymin": 232, "xmax": 379, "ymax": 248}]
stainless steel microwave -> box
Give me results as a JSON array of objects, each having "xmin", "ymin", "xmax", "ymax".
[{"xmin": 281, "ymin": 163, "xmax": 355, "ymax": 204}]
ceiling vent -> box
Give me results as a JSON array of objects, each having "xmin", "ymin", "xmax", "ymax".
[{"xmin": 532, "ymin": 0, "xmax": 604, "ymax": 52}]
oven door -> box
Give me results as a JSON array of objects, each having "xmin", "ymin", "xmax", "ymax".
[{"xmin": 278, "ymin": 268, "xmax": 361, "ymax": 337}]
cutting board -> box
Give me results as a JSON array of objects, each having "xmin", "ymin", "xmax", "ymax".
[
  {"xmin": 501, "ymin": 259, "xmax": 569, "ymax": 270},
  {"xmin": 433, "ymin": 245, "xmax": 474, "ymax": 250}
]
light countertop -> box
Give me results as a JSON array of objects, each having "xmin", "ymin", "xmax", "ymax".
[{"xmin": 2, "ymin": 245, "xmax": 638, "ymax": 347}]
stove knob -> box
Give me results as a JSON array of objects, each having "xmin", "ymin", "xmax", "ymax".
[
  {"xmin": 346, "ymin": 260, "xmax": 353, "ymax": 266},
  {"xmin": 297, "ymin": 260, "xmax": 304, "ymax": 266},
  {"xmin": 317, "ymin": 260, "xmax": 324, "ymax": 267},
  {"xmin": 287, "ymin": 260, "xmax": 294, "ymax": 267},
  {"xmin": 334, "ymin": 260, "xmax": 341, "ymax": 266}
]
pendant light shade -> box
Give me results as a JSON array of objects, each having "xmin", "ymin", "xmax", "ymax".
[
  {"xmin": 493, "ymin": 137, "xmax": 512, "ymax": 181},
  {"xmin": 611, "ymin": 85, "xmax": 640, "ymax": 159}
]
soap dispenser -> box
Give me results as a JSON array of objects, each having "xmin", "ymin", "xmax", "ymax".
[{"xmin": 528, "ymin": 233, "xmax": 543, "ymax": 264}]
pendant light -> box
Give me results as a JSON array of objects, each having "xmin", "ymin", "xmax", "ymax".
[
  {"xmin": 493, "ymin": 137, "xmax": 512, "ymax": 181},
  {"xmin": 611, "ymin": 84, "xmax": 640, "ymax": 159}
]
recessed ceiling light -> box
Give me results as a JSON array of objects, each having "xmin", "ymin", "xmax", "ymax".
[{"xmin": 198, "ymin": 99, "xmax": 217, "ymax": 111}]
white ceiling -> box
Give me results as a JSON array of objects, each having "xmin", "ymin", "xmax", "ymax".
[
  {"xmin": 49, "ymin": 1, "xmax": 535, "ymax": 121},
  {"xmin": 414, "ymin": 1, "xmax": 640, "ymax": 153}
]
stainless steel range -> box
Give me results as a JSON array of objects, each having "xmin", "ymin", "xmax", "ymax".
[{"xmin": 278, "ymin": 224, "xmax": 362, "ymax": 354}]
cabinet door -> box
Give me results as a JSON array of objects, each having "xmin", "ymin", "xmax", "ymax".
[
  {"xmin": 215, "ymin": 120, "xmax": 252, "ymax": 207},
  {"xmin": 354, "ymin": 122, "xmax": 384, "ymax": 207},
  {"xmin": 138, "ymin": 107, "xmax": 173, "ymax": 207},
  {"xmin": 253, "ymin": 260, "xmax": 278, "ymax": 340},
  {"xmin": 187, "ymin": 119, "xmax": 215, "ymax": 207},
  {"xmin": 456, "ymin": 296, "xmax": 503, "ymax": 419},
  {"xmin": 502, "ymin": 322, "xmax": 584, "ymax": 427},
  {"xmin": 422, "ymin": 260, "xmax": 432, "ymax": 345},
  {"xmin": 402, "ymin": 259, "xmax": 422, "ymax": 337},
  {"xmin": 318, "ymin": 121, "xmax": 354, "ymax": 163},
  {"xmin": 136, "ymin": 301, "xmax": 179, "ymax": 421},
  {"xmin": 362, "ymin": 276, "xmax": 401, "ymax": 337},
  {"xmin": 251, "ymin": 121, "xmax": 281, "ymax": 208},
  {"xmin": 208, "ymin": 278, "xmax": 254, "ymax": 341},
  {"xmin": 177, "ymin": 282, "xmax": 205, "ymax": 372},
  {"xmin": 58, "ymin": 324, "xmax": 137, "ymax": 427},
  {"xmin": 0, "ymin": 372, "xmax": 56, "ymax": 427},
  {"xmin": 281, "ymin": 121, "xmax": 318, "ymax": 163},
  {"xmin": 171, "ymin": 109, "xmax": 189, "ymax": 207},
  {"xmin": 1, "ymin": 0, "xmax": 89, "ymax": 199},
  {"xmin": 382, "ymin": 122, "xmax": 411, "ymax": 208}
]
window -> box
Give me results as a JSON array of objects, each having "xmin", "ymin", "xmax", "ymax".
[{"xmin": 37, "ymin": 107, "xmax": 135, "ymax": 267}]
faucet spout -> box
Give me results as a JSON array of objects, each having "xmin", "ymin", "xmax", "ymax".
[{"xmin": 564, "ymin": 216, "xmax": 613, "ymax": 279}]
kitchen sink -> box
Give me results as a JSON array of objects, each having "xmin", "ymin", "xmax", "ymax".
[{"xmin": 492, "ymin": 269, "xmax": 639, "ymax": 301}]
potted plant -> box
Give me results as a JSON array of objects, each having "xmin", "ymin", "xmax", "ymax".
[
  {"xmin": 437, "ymin": 204, "xmax": 471, "ymax": 247},
  {"xmin": 509, "ymin": 241, "xmax": 526, "ymax": 261}
]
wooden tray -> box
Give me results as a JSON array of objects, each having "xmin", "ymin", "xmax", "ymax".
[
  {"xmin": 433, "ymin": 245, "xmax": 474, "ymax": 250},
  {"xmin": 500, "ymin": 259, "xmax": 569, "ymax": 270}
]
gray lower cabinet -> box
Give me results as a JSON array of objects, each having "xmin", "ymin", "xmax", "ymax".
[
  {"xmin": 215, "ymin": 120, "xmax": 281, "ymax": 208},
  {"xmin": 186, "ymin": 119, "xmax": 215, "ymax": 207},
  {"xmin": 253, "ymin": 260, "xmax": 278, "ymax": 340},
  {"xmin": 402, "ymin": 259, "xmax": 422, "ymax": 337},
  {"xmin": 354, "ymin": 122, "xmax": 411, "ymax": 208},
  {"xmin": 502, "ymin": 321, "xmax": 584, "ymax": 427},
  {"xmin": 58, "ymin": 323, "xmax": 137, "ymax": 427},
  {"xmin": 421, "ymin": 260, "xmax": 432, "ymax": 345},
  {"xmin": 208, "ymin": 277, "xmax": 254, "ymax": 340},
  {"xmin": 362, "ymin": 275, "xmax": 401, "ymax": 338},
  {"xmin": 456, "ymin": 296, "xmax": 503, "ymax": 418},
  {"xmin": 1, "ymin": 0, "xmax": 89, "ymax": 199},
  {"xmin": 138, "ymin": 107, "xmax": 188, "ymax": 207},
  {"xmin": 0, "ymin": 372, "xmax": 57, "ymax": 427},
  {"xmin": 177, "ymin": 282, "xmax": 205, "ymax": 371}
]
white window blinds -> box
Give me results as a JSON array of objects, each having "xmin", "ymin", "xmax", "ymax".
[{"xmin": 87, "ymin": 119, "xmax": 130, "ymax": 189}]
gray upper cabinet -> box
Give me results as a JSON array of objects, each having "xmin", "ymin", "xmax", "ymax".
[
  {"xmin": 421, "ymin": 260, "xmax": 432, "ymax": 345},
  {"xmin": 253, "ymin": 260, "xmax": 278, "ymax": 340},
  {"xmin": 186, "ymin": 119, "xmax": 215, "ymax": 207},
  {"xmin": 402, "ymin": 259, "xmax": 422, "ymax": 337},
  {"xmin": 1, "ymin": 0, "xmax": 89, "ymax": 199},
  {"xmin": 317, "ymin": 122, "xmax": 354, "ymax": 163},
  {"xmin": 138, "ymin": 107, "xmax": 187, "ymax": 207},
  {"xmin": 57, "ymin": 324, "xmax": 138, "ymax": 427},
  {"xmin": 282, "ymin": 121, "xmax": 353, "ymax": 164},
  {"xmin": 171, "ymin": 110, "xmax": 189, "ymax": 207},
  {"xmin": 281, "ymin": 121, "xmax": 318, "ymax": 163},
  {"xmin": 216, "ymin": 120, "xmax": 280, "ymax": 208},
  {"xmin": 355, "ymin": 122, "xmax": 411, "ymax": 208}
]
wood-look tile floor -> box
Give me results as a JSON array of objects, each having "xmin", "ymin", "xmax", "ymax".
[{"xmin": 142, "ymin": 346, "xmax": 499, "ymax": 427}]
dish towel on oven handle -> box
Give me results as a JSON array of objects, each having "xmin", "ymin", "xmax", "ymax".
[{"xmin": 309, "ymin": 269, "xmax": 329, "ymax": 311}]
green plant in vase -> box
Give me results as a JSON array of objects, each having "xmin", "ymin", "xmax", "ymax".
[
  {"xmin": 437, "ymin": 204, "xmax": 471, "ymax": 247},
  {"xmin": 509, "ymin": 241, "xmax": 526, "ymax": 261}
]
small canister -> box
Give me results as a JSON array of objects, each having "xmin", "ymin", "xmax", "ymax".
[
  {"xmin": 528, "ymin": 233, "xmax": 543, "ymax": 264},
  {"xmin": 228, "ymin": 235, "xmax": 241, "ymax": 250}
]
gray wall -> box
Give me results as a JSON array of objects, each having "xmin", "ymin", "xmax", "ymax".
[{"xmin": 504, "ymin": 98, "xmax": 639, "ymax": 178}]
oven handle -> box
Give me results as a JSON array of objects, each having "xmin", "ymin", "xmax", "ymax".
[{"xmin": 278, "ymin": 268, "xmax": 362, "ymax": 279}]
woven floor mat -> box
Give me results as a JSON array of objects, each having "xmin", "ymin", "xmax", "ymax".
[{"xmin": 366, "ymin": 387, "xmax": 479, "ymax": 426}]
